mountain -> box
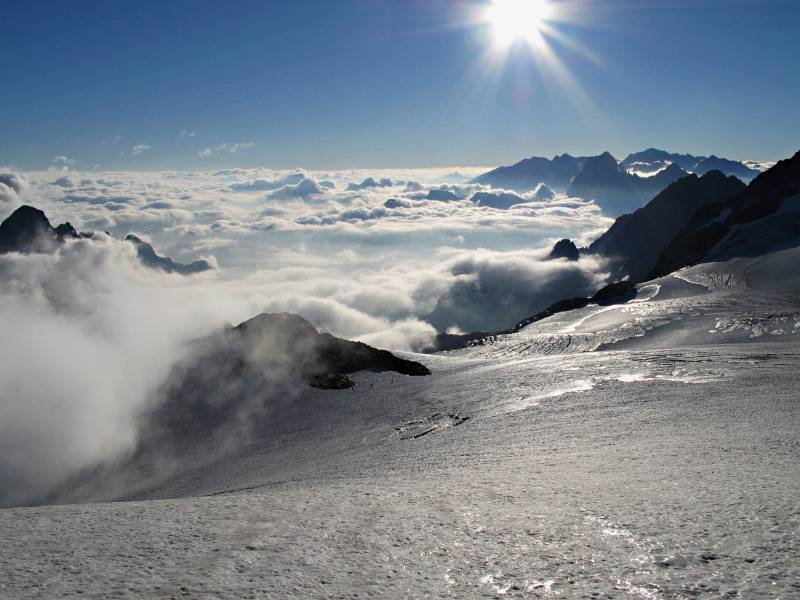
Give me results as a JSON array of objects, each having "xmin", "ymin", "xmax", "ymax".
[
  {"xmin": 567, "ymin": 152, "xmax": 688, "ymax": 217},
  {"xmin": 622, "ymin": 148, "xmax": 762, "ymax": 181},
  {"xmin": 533, "ymin": 183, "xmax": 555, "ymax": 200},
  {"xmin": 589, "ymin": 171, "xmax": 747, "ymax": 281},
  {"xmin": 621, "ymin": 148, "xmax": 701, "ymax": 172},
  {"xmin": 650, "ymin": 150, "xmax": 800, "ymax": 278},
  {"xmin": 470, "ymin": 191, "xmax": 527, "ymax": 209},
  {"xmin": 0, "ymin": 205, "xmax": 80, "ymax": 253},
  {"xmin": 547, "ymin": 238, "xmax": 580, "ymax": 261},
  {"xmin": 692, "ymin": 155, "xmax": 762, "ymax": 180},
  {"xmin": 47, "ymin": 312, "xmax": 432, "ymax": 504},
  {"xmin": 425, "ymin": 189, "xmax": 461, "ymax": 202},
  {"xmin": 125, "ymin": 235, "xmax": 213, "ymax": 275},
  {"xmin": 471, "ymin": 153, "xmax": 587, "ymax": 193},
  {"xmin": 472, "ymin": 148, "xmax": 764, "ymax": 216},
  {"xmin": 0, "ymin": 204, "xmax": 213, "ymax": 275}
]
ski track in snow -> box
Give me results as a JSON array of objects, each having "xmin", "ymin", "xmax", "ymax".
[{"xmin": 2, "ymin": 249, "xmax": 800, "ymax": 598}]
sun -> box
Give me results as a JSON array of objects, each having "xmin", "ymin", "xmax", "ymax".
[{"xmin": 486, "ymin": 0, "xmax": 552, "ymax": 47}]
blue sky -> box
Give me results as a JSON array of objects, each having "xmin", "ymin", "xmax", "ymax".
[{"xmin": 1, "ymin": 0, "xmax": 798, "ymax": 170}]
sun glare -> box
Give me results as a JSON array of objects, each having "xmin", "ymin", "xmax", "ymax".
[{"xmin": 486, "ymin": 0, "xmax": 552, "ymax": 47}]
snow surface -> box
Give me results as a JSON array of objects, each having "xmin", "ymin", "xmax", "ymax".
[{"xmin": 1, "ymin": 249, "xmax": 800, "ymax": 598}]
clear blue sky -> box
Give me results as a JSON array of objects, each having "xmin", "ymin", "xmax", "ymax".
[{"xmin": 1, "ymin": 0, "xmax": 798, "ymax": 170}]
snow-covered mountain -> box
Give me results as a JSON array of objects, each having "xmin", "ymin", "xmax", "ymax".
[{"xmin": 589, "ymin": 170, "xmax": 747, "ymax": 281}]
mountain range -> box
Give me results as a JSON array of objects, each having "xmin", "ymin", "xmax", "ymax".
[
  {"xmin": 431, "ymin": 149, "xmax": 800, "ymax": 340},
  {"xmin": 472, "ymin": 148, "xmax": 767, "ymax": 217}
]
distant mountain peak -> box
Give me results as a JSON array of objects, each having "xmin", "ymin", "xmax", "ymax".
[
  {"xmin": 125, "ymin": 234, "xmax": 213, "ymax": 275},
  {"xmin": 0, "ymin": 205, "xmax": 61, "ymax": 253}
]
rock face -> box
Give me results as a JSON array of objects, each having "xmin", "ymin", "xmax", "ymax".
[
  {"xmin": 125, "ymin": 235, "xmax": 212, "ymax": 275},
  {"xmin": 0, "ymin": 205, "xmax": 80, "ymax": 253},
  {"xmin": 147, "ymin": 313, "xmax": 430, "ymax": 443},
  {"xmin": 589, "ymin": 171, "xmax": 746, "ymax": 281},
  {"xmin": 650, "ymin": 150, "xmax": 800, "ymax": 278},
  {"xmin": 233, "ymin": 313, "xmax": 431, "ymax": 386},
  {"xmin": 547, "ymin": 239, "xmax": 580, "ymax": 261}
]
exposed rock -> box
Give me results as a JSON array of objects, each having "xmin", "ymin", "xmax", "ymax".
[
  {"xmin": 0, "ymin": 205, "xmax": 59, "ymax": 253},
  {"xmin": 234, "ymin": 313, "xmax": 431, "ymax": 380},
  {"xmin": 547, "ymin": 239, "xmax": 580, "ymax": 261},
  {"xmin": 125, "ymin": 234, "xmax": 213, "ymax": 275}
]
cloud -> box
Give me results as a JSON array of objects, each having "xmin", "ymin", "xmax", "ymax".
[
  {"xmin": 347, "ymin": 177, "xmax": 394, "ymax": 191},
  {"xmin": 425, "ymin": 248, "xmax": 610, "ymax": 332},
  {"xmin": 0, "ymin": 237, "xmax": 244, "ymax": 506},
  {"xmin": 198, "ymin": 142, "xmax": 255, "ymax": 157},
  {"xmin": 0, "ymin": 171, "xmax": 29, "ymax": 217},
  {"xmin": 0, "ymin": 164, "xmax": 621, "ymax": 504},
  {"xmin": 267, "ymin": 178, "xmax": 325, "ymax": 199},
  {"xmin": 230, "ymin": 172, "xmax": 306, "ymax": 191},
  {"xmin": 132, "ymin": 144, "xmax": 151, "ymax": 156},
  {"xmin": 179, "ymin": 130, "xmax": 198, "ymax": 139},
  {"xmin": 50, "ymin": 155, "xmax": 76, "ymax": 171}
]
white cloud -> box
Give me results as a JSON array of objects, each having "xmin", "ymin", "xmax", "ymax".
[
  {"xmin": 49, "ymin": 155, "xmax": 76, "ymax": 172},
  {"xmin": 197, "ymin": 142, "xmax": 255, "ymax": 157},
  {"xmin": 131, "ymin": 144, "xmax": 151, "ymax": 156},
  {"xmin": 179, "ymin": 130, "xmax": 198, "ymax": 139},
  {"xmin": 0, "ymin": 171, "xmax": 29, "ymax": 217}
]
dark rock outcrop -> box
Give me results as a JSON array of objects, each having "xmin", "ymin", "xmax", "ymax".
[
  {"xmin": 125, "ymin": 235, "xmax": 213, "ymax": 275},
  {"xmin": 0, "ymin": 205, "xmax": 59, "ymax": 253},
  {"xmin": 0, "ymin": 205, "xmax": 83, "ymax": 253},
  {"xmin": 547, "ymin": 239, "xmax": 580, "ymax": 261},
  {"xmin": 233, "ymin": 313, "xmax": 431, "ymax": 386},
  {"xmin": 0, "ymin": 204, "xmax": 215, "ymax": 276}
]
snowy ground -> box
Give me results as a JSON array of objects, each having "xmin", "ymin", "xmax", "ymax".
[{"xmin": 2, "ymin": 250, "xmax": 799, "ymax": 598}]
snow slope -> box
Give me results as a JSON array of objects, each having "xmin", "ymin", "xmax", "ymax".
[{"xmin": 1, "ymin": 249, "xmax": 799, "ymax": 598}]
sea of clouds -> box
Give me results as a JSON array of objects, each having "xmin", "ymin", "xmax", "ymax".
[{"xmin": 0, "ymin": 164, "xmax": 613, "ymax": 504}]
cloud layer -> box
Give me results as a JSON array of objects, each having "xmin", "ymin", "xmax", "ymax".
[{"xmin": 0, "ymin": 165, "xmax": 614, "ymax": 503}]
